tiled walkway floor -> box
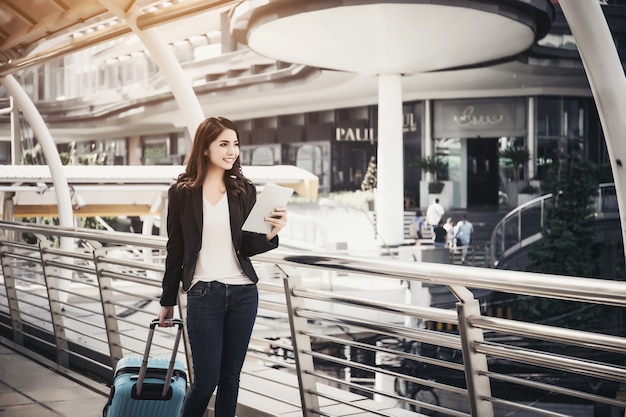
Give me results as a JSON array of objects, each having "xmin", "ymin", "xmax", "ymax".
[{"xmin": 0, "ymin": 344, "xmax": 107, "ymax": 417}]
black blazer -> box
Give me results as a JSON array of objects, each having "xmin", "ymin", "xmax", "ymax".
[{"xmin": 160, "ymin": 181, "xmax": 278, "ymax": 306}]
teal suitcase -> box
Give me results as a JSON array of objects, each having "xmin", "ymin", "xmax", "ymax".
[{"xmin": 103, "ymin": 319, "xmax": 187, "ymax": 417}]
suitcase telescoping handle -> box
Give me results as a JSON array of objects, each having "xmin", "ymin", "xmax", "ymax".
[{"xmin": 136, "ymin": 318, "xmax": 184, "ymax": 398}]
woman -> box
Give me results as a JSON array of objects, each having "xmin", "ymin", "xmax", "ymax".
[
  {"xmin": 443, "ymin": 217, "xmax": 455, "ymax": 250},
  {"xmin": 455, "ymin": 214, "xmax": 473, "ymax": 264},
  {"xmin": 158, "ymin": 116, "xmax": 287, "ymax": 417},
  {"xmin": 432, "ymin": 220, "xmax": 447, "ymax": 248}
]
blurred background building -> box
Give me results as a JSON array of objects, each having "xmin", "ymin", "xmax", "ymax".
[{"xmin": 0, "ymin": 0, "xmax": 624, "ymax": 209}]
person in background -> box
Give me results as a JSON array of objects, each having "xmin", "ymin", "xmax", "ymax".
[
  {"xmin": 455, "ymin": 214, "xmax": 474, "ymax": 264},
  {"xmin": 432, "ymin": 220, "xmax": 447, "ymax": 248},
  {"xmin": 409, "ymin": 209, "xmax": 426, "ymax": 240},
  {"xmin": 426, "ymin": 198, "xmax": 445, "ymax": 231},
  {"xmin": 158, "ymin": 116, "xmax": 288, "ymax": 417},
  {"xmin": 443, "ymin": 217, "xmax": 456, "ymax": 250}
]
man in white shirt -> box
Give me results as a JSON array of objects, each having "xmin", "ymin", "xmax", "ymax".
[{"xmin": 426, "ymin": 198, "xmax": 445, "ymax": 230}]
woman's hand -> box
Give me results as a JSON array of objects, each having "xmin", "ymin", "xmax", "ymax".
[
  {"xmin": 265, "ymin": 206, "xmax": 288, "ymax": 241},
  {"xmin": 158, "ymin": 305, "xmax": 175, "ymax": 327}
]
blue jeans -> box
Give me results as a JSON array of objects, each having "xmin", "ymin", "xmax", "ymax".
[
  {"xmin": 182, "ymin": 281, "xmax": 258, "ymax": 417},
  {"xmin": 458, "ymin": 239, "xmax": 470, "ymax": 259}
]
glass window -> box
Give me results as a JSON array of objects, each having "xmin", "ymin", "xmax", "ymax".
[
  {"xmin": 536, "ymin": 138, "xmax": 561, "ymax": 178},
  {"xmin": 434, "ymin": 138, "xmax": 461, "ymax": 183},
  {"xmin": 537, "ymin": 97, "xmax": 562, "ymax": 137},
  {"xmin": 296, "ymin": 144, "xmax": 323, "ymax": 184},
  {"xmin": 536, "ymin": 97, "xmax": 592, "ymax": 178},
  {"xmin": 563, "ymin": 98, "xmax": 585, "ymax": 139},
  {"xmin": 331, "ymin": 143, "xmax": 373, "ymax": 191},
  {"xmin": 498, "ymin": 137, "xmax": 526, "ymax": 183},
  {"xmin": 434, "ymin": 138, "xmax": 461, "ymax": 207},
  {"xmin": 143, "ymin": 138, "xmax": 169, "ymax": 165},
  {"xmin": 0, "ymin": 141, "xmax": 11, "ymax": 164},
  {"xmin": 251, "ymin": 145, "xmax": 280, "ymax": 165},
  {"xmin": 105, "ymin": 139, "xmax": 127, "ymax": 165},
  {"xmin": 252, "ymin": 147, "xmax": 273, "ymax": 165},
  {"xmin": 239, "ymin": 146, "xmax": 253, "ymax": 166},
  {"xmin": 37, "ymin": 67, "xmax": 45, "ymax": 101}
]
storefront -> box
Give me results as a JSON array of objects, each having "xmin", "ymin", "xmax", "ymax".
[
  {"xmin": 218, "ymin": 94, "xmax": 604, "ymax": 208},
  {"xmin": 237, "ymin": 109, "xmax": 378, "ymax": 196},
  {"xmin": 426, "ymin": 95, "xmax": 605, "ymax": 209},
  {"xmin": 432, "ymin": 97, "xmax": 527, "ymax": 209}
]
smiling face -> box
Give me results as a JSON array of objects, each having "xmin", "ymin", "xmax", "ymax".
[{"xmin": 206, "ymin": 128, "xmax": 239, "ymax": 172}]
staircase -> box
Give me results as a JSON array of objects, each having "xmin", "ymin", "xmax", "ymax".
[
  {"xmin": 446, "ymin": 208, "xmax": 508, "ymax": 245},
  {"xmin": 404, "ymin": 208, "xmax": 509, "ymax": 267}
]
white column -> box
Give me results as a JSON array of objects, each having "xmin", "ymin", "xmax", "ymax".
[
  {"xmin": 419, "ymin": 100, "xmax": 433, "ymax": 209},
  {"xmin": 9, "ymin": 97, "xmax": 21, "ymax": 165},
  {"xmin": 98, "ymin": 0, "xmax": 204, "ymax": 141},
  {"xmin": 374, "ymin": 373, "xmax": 395, "ymax": 403},
  {"xmin": 527, "ymin": 97, "xmax": 536, "ymax": 181},
  {"xmin": 1, "ymin": 76, "xmax": 74, "ymax": 228},
  {"xmin": 460, "ymin": 139, "xmax": 468, "ymax": 209},
  {"xmin": 559, "ymin": 1, "xmax": 626, "ymax": 257},
  {"xmin": 376, "ymin": 74, "xmax": 404, "ymax": 247},
  {"xmin": 423, "ymin": 100, "xmax": 433, "ymax": 181},
  {"xmin": 1, "ymin": 74, "xmax": 73, "ymax": 302}
]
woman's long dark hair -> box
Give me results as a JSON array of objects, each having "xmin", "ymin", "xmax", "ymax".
[{"xmin": 175, "ymin": 116, "xmax": 250, "ymax": 197}]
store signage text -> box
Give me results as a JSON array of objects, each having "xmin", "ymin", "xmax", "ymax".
[
  {"xmin": 336, "ymin": 128, "xmax": 375, "ymax": 144},
  {"xmin": 453, "ymin": 106, "xmax": 504, "ymax": 128},
  {"xmin": 335, "ymin": 112, "xmax": 417, "ymax": 142}
]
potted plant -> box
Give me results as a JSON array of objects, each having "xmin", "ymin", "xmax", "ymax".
[
  {"xmin": 416, "ymin": 156, "xmax": 445, "ymax": 191},
  {"xmin": 500, "ymin": 146, "xmax": 530, "ymax": 206},
  {"xmin": 416, "ymin": 155, "xmax": 451, "ymax": 208}
]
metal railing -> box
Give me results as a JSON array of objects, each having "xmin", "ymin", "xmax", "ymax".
[
  {"xmin": 489, "ymin": 183, "xmax": 619, "ymax": 268},
  {"xmin": 0, "ymin": 220, "xmax": 625, "ymax": 416},
  {"xmin": 488, "ymin": 194, "xmax": 550, "ymax": 268}
]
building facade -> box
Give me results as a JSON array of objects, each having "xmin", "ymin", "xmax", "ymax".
[{"xmin": 0, "ymin": 2, "xmax": 623, "ymax": 211}]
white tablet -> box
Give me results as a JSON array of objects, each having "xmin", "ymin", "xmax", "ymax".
[{"xmin": 242, "ymin": 183, "xmax": 294, "ymax": 234}]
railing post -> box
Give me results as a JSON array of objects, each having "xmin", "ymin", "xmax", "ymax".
[
  {"xmin": 0, "ymin": 242, "xmax": 24, "ymax": 345},
  {"xmin": 516, "ymin": 210, "xmax": 522, "ymax": 245},
  {"xmin": 283, "ymin": 273, "xmax": 320, "ymax": 416},
  {"xmin": 93, "ymin": 247, "xmax": 124, "ymax": 367},
  {"xmin": 450, "ymin": 285, "xmax": 493, "ymax": 417},
  {"xmin": 496, "ymin": 223, "xmax": 502, "ymax": 264},
  {"xmin": 38, "ymin": 239, "xmax": 70, "ymax": 368}
]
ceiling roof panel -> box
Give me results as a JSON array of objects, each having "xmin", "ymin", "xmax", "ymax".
[
  {"xmin": 0, "ymin": 0, "xmax": 111, "ymax": 62},
  {"xmin": 0, "ymin": 0, "xmax": 234, "ymax": 73}
]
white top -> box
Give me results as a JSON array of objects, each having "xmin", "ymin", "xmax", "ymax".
[
  {"xmin": 443, "ymin": 222, "xmax": 455, "ymax": 241},
  {"xmin": 426, "ymin": 202, "xmax": 445, "ymax": 226},
  {"xmin": 189, "ymin": 192, "xmax": 251, "ymax": 289}
]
